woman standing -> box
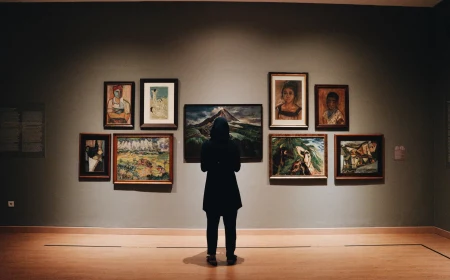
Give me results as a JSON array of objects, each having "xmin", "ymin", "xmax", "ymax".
[{"xmin": 201, "ymin": 117, "xmax": 242, "ymax": 266}]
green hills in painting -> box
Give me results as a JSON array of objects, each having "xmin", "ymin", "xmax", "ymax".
[{"xmin": 185, "ymin": 108, "xmax": 262, "ymax": 161}]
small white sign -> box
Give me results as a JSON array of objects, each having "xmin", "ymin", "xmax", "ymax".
[{"xmin": 394, "ymin": 145, "xmax": 406, "ymax": 161}]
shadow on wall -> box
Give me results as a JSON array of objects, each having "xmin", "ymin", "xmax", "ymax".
[{"xmin": 114, "ymin": 184, "xmax": 173, "ymax": 193}]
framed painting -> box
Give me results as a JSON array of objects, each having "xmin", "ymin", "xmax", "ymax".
[
  {"xmin": 113, "ymin": 134, "xmax": 173, "ymax": 185},
  {"xmin": 79, "ymin": 133, "xmax": 111, "ymax": 181},
  {"xmin": 184, "ymin": 104, "xmax": 262, "ymax": 162},
  {"xmin": 315, "ymin": 84, "xmax": 349, "ymax": 130},
  {"xmin": 104, "ymin": 82, "xmax": 135, "ymax": 129},
  {"xmin": 269, "ymin": 134, "xmax": 327, "ymax": 179},
  {"xmin": 140, "ymin": 79, "xmax": 178, "ymax": 129},
  {"xmin": 269, "ymin": 72, "xmax": 308, "ymax": 129},
  {"xmin": 335, "ymin": 134, "xmax": 384, "ymax": 180}
]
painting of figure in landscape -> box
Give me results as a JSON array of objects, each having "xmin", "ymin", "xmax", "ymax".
[
  {"xmin": 269, "ymin": 134, "xmax": 327, "ymax": 179},
  {"xmin": 113, "ymin": 134, "xmax": 173, "ymax": 184},
  {"xmin": 184, "ymin": 105, "xmax": 262, "ymax": 162},
  {"xmin": 140, "ymin": 79, "xmax": 178, "ymax": 129},
  {"xmin": 149, "ymin": 87, "xmax": 169, "ymax": 120}
]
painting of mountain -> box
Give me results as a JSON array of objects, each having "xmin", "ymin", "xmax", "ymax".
[{"xmin": 184, "ymin": 104, "xmax": 263, "ymax": 162}]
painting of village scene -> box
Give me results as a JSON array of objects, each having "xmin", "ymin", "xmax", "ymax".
[
  {"xmin": 113, "ymin": 134, "xmax": 173, "ymax": 184},
  {"xmin": 269, "ymin": 134, "xmax": 327, "ymax": 179},
  {"xmin": 184, "ymin": 105, "xmax": 262, "ymax": 162},
  {"xmin": 335, "ymin": 134, "xmax": 384, "ymax": 179}
]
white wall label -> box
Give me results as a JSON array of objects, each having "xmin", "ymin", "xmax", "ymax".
[{"xmin": 394, "ymin": 145, "xmax": 406, "ymax": 161}]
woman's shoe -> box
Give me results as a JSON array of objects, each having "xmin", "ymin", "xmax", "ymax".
[
  {"xmin": 227, "ymin": 255, "xmax": 237, "ymax": 265},
  {"xmin": 206, "ymin": 255, "xmax": 217, "ymax": 266}
]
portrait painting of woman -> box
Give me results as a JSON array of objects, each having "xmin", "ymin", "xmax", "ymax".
[
  {"xmin": 104, "ymin": 81, "xmax": 135, "ymax": 129},
  {"xmin": 275, "ymin": 80, "xmax": 302, "ymax": 120},
  {"xmin": 269, "ymin": 73, "xmax": 308, "ymax": 129}
]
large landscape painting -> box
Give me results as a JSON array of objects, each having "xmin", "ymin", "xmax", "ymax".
[{"xmin": 184, "ymin": 104, "xmax": 263, "ymax": 162}]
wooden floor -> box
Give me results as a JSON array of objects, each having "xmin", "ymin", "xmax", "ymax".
[{"xmin": 1, "ymin": 231, "xmax": 450, "ymax": 279}]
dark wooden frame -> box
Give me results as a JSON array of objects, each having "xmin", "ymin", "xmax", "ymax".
[
  {"xmin": 103, "ymin": 81, "xmax": 135, "ymax": 129},
  {"xmin": 269, "ymin": 134, "xmax": 327, "ymax": 179},
  {"xmin": 140, "ymin": 79, "xmax": 178, "ymax": 130},
  {"xmin": 113, "ymin": 133, "xmax": 173, "ymax": 185},
  {"xmin": 335, "ymin": 134, "xmax": 384, "ymax": 180},
  {"xmin": 269, "ymin": 72, "xmax": 308, "ymax": 129},
  {"xmin": 79, "ymin": 133, "xmax": 111, "ymax": 181},
  {"xmin": 183, "ymin": 104, "xmax": 263, "ymax": 162},
  {"xmin": 315, "ymin": 84, "xmax": 349, "ymax": 131}
]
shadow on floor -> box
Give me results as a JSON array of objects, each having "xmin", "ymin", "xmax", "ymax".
[{"xmin": 183, "ymin": 248, "xmax": 245, "ymax": 267}]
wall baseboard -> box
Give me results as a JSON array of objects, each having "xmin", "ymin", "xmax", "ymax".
[
  {"xmin": 434, "ymin": 226, "xmax": 450, "ymax": 239},
  {"xmin": 0, "ymin": 226, "xmax": 444, "ymax": 236}
]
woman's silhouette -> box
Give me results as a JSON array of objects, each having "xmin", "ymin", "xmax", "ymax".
[{"xmin": 201, "ymin": 117, "xmax": 242, "ymax": 266}]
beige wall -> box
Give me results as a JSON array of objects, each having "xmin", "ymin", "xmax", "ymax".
[{"xmin": 0, "ymin": 2, "xmax": 434, "ymax": 228}]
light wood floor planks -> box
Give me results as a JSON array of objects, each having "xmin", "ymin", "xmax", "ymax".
[{"xmin": 1, "ymin": 232, "xmax": 450, "ymax": 279}]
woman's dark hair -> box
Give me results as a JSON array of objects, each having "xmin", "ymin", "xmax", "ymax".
[
  {"xmin": 326, "ymin": 91, "xmax": 339, "ymax": 102},
  {"xmin": 210, "ymin": 117, "xmax": 230, "ymax": 143},
  {"xmin": 281, "ymin": 81, "xmax": 299, "ymax": 103}
]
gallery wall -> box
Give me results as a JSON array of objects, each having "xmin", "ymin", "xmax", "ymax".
[
  {"xmin": 433, "ymin": 0, "xmax": 450, "ymax": 232},
  {"xmin": 0, "ymin": 2, "xmax": 435, "ymax": 228}
]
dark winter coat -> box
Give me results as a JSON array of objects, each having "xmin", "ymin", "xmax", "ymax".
[{"xmin": 201, "ymin": 117, "xmax": 242, "ymax": 213}]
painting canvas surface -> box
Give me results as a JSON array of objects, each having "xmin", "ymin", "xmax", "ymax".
[
  {"xmin": 79, "ymin": 133, "xmax": 110, "ymax": 181},
  {"xmin": 317, "ymin": 88, "xmax": 347, "ymax": 125},
  {"xmin": 339, "ymin": 140, "xmax": 380, "ymax": 174},
  {"xmin": 84, "ymin": 139, "xmax": 105, "ymax": 173},
  {"xmin": 269, "ymin": 73, "xmax": 308, "ymax": 128},
  {"xmin": 184, "ymin": 105, "xmax": 262, "ymax": 161},
  {"xmin": 274, "ymin": 80, "xmax": 303, "ymax": 120},
  {"xmin": 105, "ymin": 84, "xmax": 133, "ymax": 125},
  {"xmin": 270, "ymin": 136, "xmax": 326, "ymax": 177},
  {"xmin": 116, "ymin": 137, "xmax": 171, "ymax": 181},
  {"xmin": 149, "ymin": 86, "xmax": 169, "ymax": 120}
]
